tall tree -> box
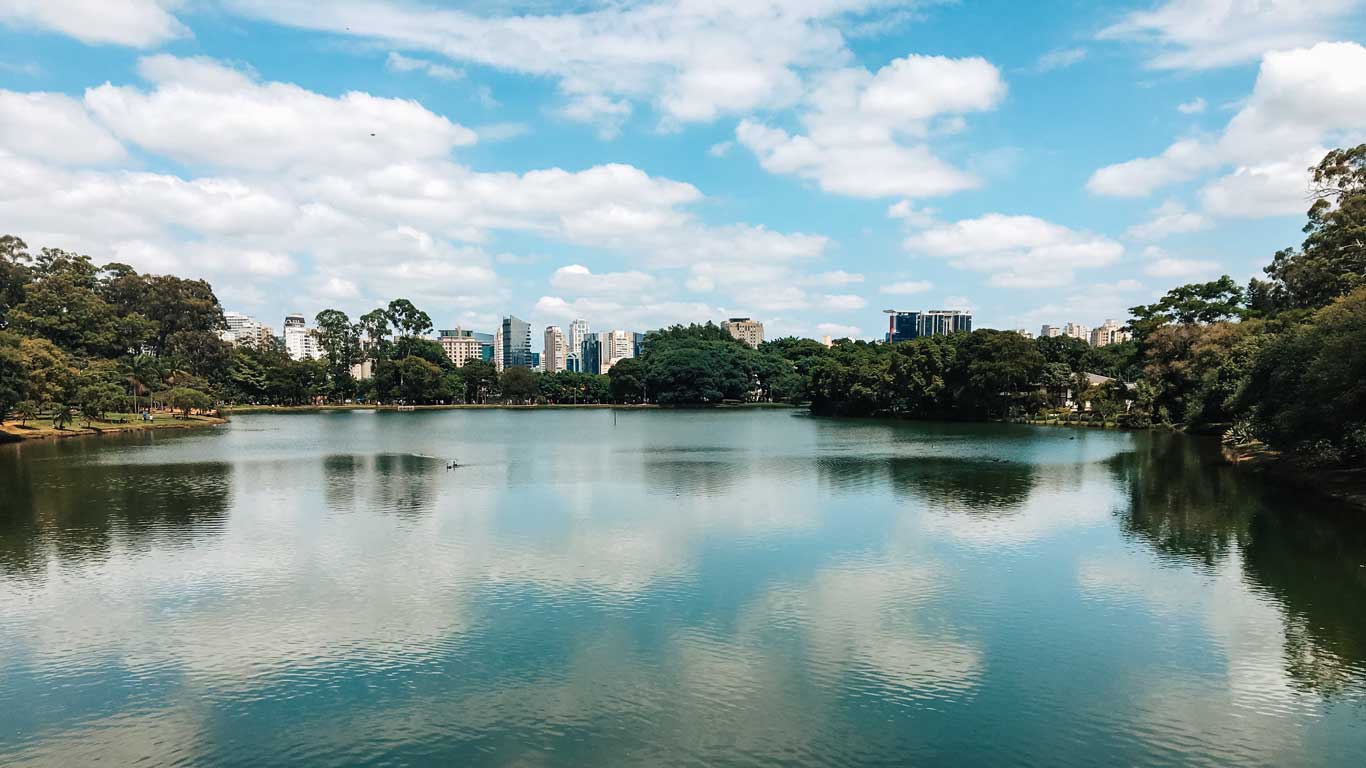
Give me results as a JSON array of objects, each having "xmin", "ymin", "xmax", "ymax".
[
  {"xmin": 314, "ymin": 309, "xmax": 362, "ymax": 397},
  {"xmin": 1262, "ymin": 145, "xmax": 1366, "ymax": 311},
  {"xmin": 385, "ymin": 299, "xmax": 433, "ymax": 339},
  {"xmin": 0, "ymin": 235, "xmax": 31, "ymax": 329}
]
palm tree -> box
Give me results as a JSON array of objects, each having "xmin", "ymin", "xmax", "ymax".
[
  {"xmin": 51, "ymin": 403, "xmax": 74, "ymax": 430},
  {"xmin": 126, "ymin": 354, "xmax": 158, "ymax": 417},
  {"xmin": 15, "ymin": 401, "xmax": 36, "ymax": 426}
]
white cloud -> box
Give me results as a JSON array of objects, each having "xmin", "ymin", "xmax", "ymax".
[
  {"xmin": 1030, "ymin": 47, "xmax": 1087, "ymax": 74},
  {"xmin": 904, "ymin": 214, "xmax": 1123, "ymax": 288},
  {"xmin": 85, "ymin": 55, "xmax": 478, "ymax": 173},
  {"xmin": 1177, "ymin": 97, "xmax": 1207, "ymax": 114},
  {"xmin": 475, "ymin": 122, "xmax": 529, "ymax": 142},
  {"xmin": 736, "ymin": 54, "xmax": 1006, "ymax": 199},
  {"xmin": 0, "ymin": 90, "xmax": 126, "ymax": 165},
  {"xmin": 815, "ymin": 322, "xmax": 861, "ymax": 338},
  {"xmin": 1124, "ymin": 199, "xmax": 1210, "ymax": 240},
  {"xmin": 224, "ymin": 0, "xmax": 922, "ymax": 132},
  {"xmin": 1088, "ymin": 42, "xmax": 1366, "ymax": 219},
  {"xmin": 1097, "ymin": 0, "xmax": 1363, "ymax": 70},
  {"xmin": 385, "ymin": 52, "xmax": 465, "ymax": 81},
  {"xmin": 550, "ymin": 264, "xmax": 658, "ymax": 295},
  {"xmin": 801, "ymin": 270, "xmax": 864, "ymax": 287},
  {"xmin": 1087, "ymin": 139, "xmax": 1218, "ymax": 198},
  {"xmin": 818, "ymin": 294, "xmax": 867, "ymax": 311},
  {"xmin": 1141, "ymin": 246, "xmax": 1219, "ymax": 278},
  {"xmin": 879, "ymin": 280, "xmax": 933, "ymax": 295},
  {"xmin": 0, "ymin": 0, "xmax": 188, "ymax": 48},
  {"xmin": 707, "ymin": 140, "xmax": 733, "ymax": 158}
]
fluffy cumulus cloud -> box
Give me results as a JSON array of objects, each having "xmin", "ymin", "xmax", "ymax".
[
  {"xmin": 737, "ymin": 54, "xmax": 1006, "ymax": 198},
  {"xmin": 0, "ymin": 90, "xmax": 126, "ymax": 165},
  {"xmin": 1097, "ymin": 0, "xmax": 1363, "ymax": 70},
  {"xmin": 85, "ymin": 55, "xmax": 477, "ymax": 173},
  {"xmin": 1124, "ymin": 200, "xmax": 1210, "ymax": 240},
  {"xmin": 904, "ymin": 214, "xmax": 1123, "ymax": 288},
  {"xmin": 222, "ymin": 0, "xmax": 937, "ymax": 132},
  {"xmin": 879, "ymin": 280, "xmax": 933, "ymax": 295},
  {"xmin": 0, "ymin": 54, "xmax": 828, "ymax": 325},
  {"xmin": 1141, "ymin": 246, "xmax": 1219, "ymax": 278},
  {"xmin": 1090, "ymin": 42, "xmax": 1366, "ymax": 219},
  {"xmin": 0, "ymin": 0, "xmax": 188, "ymax": 48}
]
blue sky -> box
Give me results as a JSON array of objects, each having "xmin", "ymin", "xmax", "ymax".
[{"xmin": 2, "ymin": 1, "xmax": 1365, "ymax": 340}]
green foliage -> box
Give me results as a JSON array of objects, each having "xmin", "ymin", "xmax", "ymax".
[
  {"xmin": 499, "ymin": 366, "xmax": 539, "ymax": 403},
  {"xmin": 1238, "ymin": 287, "xmax": 1366, "ymax": 464},
  {"xmin": 51, "ymin": 402, "xmax": 74, "ymax": 430},
  {"xmin": 167, "ymin": 387, "xmax": 214, "ymax": 417},
  {"xmin": 1128, "ymin": 276, "xmax": 1245, "ymax": 341},
  {"xmin": 1260, "ymin": 145, "xmax": 1366, "ymax": 311},
  {"xmin": 607, "ymin": 357, "xmax": 646, "ymax": 403}
]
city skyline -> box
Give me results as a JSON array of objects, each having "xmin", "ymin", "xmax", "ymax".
[{"xmin": 1, "ymin": 3, "xmax": 1358, "ymax": 340}]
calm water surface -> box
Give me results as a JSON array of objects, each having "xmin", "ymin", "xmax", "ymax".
[{"xmin": 2, "ymin": 410, "xmax": 1364, "ymax": 766}]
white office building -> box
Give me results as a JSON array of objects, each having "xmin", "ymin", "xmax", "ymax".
[
  {"xmin": 283, "ymin": 313, "xmax": 320, "ymax": 360},
  {"xmin": 600, "ymin": 330, "xmax": 635, "ymax": 372}
]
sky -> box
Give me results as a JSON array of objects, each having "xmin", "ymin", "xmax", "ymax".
[{"xmin": 1, "ymin": 1, "xmax": 1364, "ymax": 341}]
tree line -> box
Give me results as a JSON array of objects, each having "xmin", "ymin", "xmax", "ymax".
[{"xmin": 1, "ymin": 145, "xmax": 1363, "ymax": 465}]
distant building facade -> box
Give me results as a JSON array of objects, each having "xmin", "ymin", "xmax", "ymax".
[
  {"xmin": 544, "ymin": 326, "xmax": 567, "ymax": 373},
  {"xmin": 221, "ymin": 311, "xmax": 274, "ymax": 348},
  {"xmin": 501, "ymin": 315, "xmax": 533, "ymax": 369},
  {"xmin": 1063, "ymin": 322, "xmax": 1090, "ymax": 342},
  {"xmin": 283, "ymin": 313, "xmax": 320, "ymax": 360},
  {"xmin": 601, "ymin": 330, "xmax": 635, "ymax": 372},
  {"xmin": 439, "ymin": 328, "xmax": 485, "ymax": 367},
  {"xmin": 722, "ymin": 317, "xmax": 764, "ymax": 348},
  {"xmin": 581, "ymin": 334, "xmax": 602, "ymax": 375},
  {"xmin": 1040, "ymin": 324, "xmax": 1062, "ymax": 338},
  {"xmin": 1090, "ymin": 319, "xmax": 1132, "ymax": 347},
  {"xmin": 885, "ymin": 310, "xmax": 972, "ymax": 343}
]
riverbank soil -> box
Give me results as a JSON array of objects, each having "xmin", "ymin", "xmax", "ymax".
[
  {"xmin": 0, "ymin": 412, "xmax": 226, "ymax": 443},
  {"xmin": 1223, "ymin": 441, "xmax": 1366, "ymax": 511}
]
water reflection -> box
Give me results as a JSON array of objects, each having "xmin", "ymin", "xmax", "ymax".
[{"xmin": 1, "ymin": 413, "xmax": 1365, "ymax": 766}]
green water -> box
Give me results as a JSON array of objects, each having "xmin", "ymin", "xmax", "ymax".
[{"xmin": 1, "ymin": 410, "xmax": 1364, "ymax": 766}]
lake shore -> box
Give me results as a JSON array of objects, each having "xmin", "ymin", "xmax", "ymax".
[
  {"xmin": 0, "ymin": 413, "xmax": 227, "ymax": 443},
  {"xmin": 221, "ymin": 402, "xmax": 797, "ymax": 414},
  {"xmin": 1222, "ymin": 441, "xmax": 1366, "ymax": 512}
]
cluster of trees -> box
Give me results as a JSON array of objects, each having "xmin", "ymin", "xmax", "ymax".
[
  {"xmin": 0, "ymin": 238, "xmax": 224, "ymax": 427},
  {"xmin": 3, "ymin": 143, "xmax": 1362, "ymax": 464}
]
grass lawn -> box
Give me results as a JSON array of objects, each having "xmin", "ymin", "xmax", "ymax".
[{"xmin": 0, "ymin": 412, "xmax": 226, "ymax": 442}]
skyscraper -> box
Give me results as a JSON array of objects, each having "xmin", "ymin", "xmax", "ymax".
[
  {"xmin": 283, "ymin": 313, "xmax": 320, "ymax": 360},
  {"xmin": 493, "ymin": 327, "xmax": 504, "ymax": 371},
  {"xmin": 501, "ymin": 315, "xmax": 532, "ymax": 369},
  {"xmin": 722, "ymin": 317, "xmax": 764, "ymax": 348},
  {"xmin": 884, "ymin": 310, "xmax": 972, "ymax": 343},
  {"xmin": 601, "ymin": 330, "xmax": 634, "ymax": 372},
  {"xmin": 581, "ymin": 334, "xmax": 602, "ymax": 375},
  {"xmin": 544, "ymin": 326, "xmax": 567, "ymax": 373}
]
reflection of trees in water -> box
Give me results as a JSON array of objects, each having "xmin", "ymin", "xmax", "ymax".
[
  {"xmin": 818, "ymin": 455, "xmax": 1038, "ymax": 514},
  {"xmin": 367, "ymin": 453, "xmax": 440, "ymax": 517},
  {"xmin": 0, "ymin": 457, "xmax": 231, "ymax": 578},
  {"xmin": 1106, "ymin": 432, "xmax": 1254, "ymax": 567},
  {"xmin": 1242, "ymin": 508, "xmax": 1366, "ymax": 700},
  {"xmin": 1109, "ymin": 431, "xmax": 1366, "ymax": 699},
  {"xmin": 642, "ymin": 457, "xmax": 738, "ymax": 498}
]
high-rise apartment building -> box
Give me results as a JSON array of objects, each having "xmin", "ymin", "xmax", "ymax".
[
  {"xmin": 885, "ymin": 310, "xmax": 972, "ymax": 343},
  {"xmin": 439, "ymin": 328, "xmax": 485, "ymax": 367},
  {"xmin": 221, "ymin": 312, "xmax": 274, "ymax": 348},
  {"xmin": 543, "ymin": 326, "xmax": 567, "ymax": 373},
  {"xmin": 722, "ymin": 317, "xmax": 764, "ymax": 348},
  {"xmin": 501, "ymin": 315, "xmax": 532, "ymax": 369},
  {"xmin": 283, "ymin": 313, "xmax": 320, "ymax": 360},
  {"xmin": 1063, "ymin": 322, "xmax": 1090, "ymax": 342},
  {"xmin": 1090, "ymin": 319, "xmax": 1131, "ymax": 347},
  {"xmin": 493, "ymin": 327, "xmax": 504, "ymax": 371},
  {"xmin": 1040, "ymin": 325, "xmax": 1063, "ymax": 338},
  {"xmin": 601, "ymin": 330, "xmax": 634, "ymax": 372}
]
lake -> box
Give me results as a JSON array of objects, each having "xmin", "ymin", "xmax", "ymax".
[{"xmin": 1, "ymin": 409, "xmax": 1364, "ymax": 766}]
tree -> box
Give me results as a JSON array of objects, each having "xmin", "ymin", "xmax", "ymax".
[
  {"xmin": 165, "ymin": 330, "xmax": 233, "ymax": 385},
  {"xmin": 8, "ymin": 249, "xmax": 118, "ymax": 356},
  {"xmin": 0, "ymin": 331, "xmax": 25, "ymax": 422},
  {"xmin": 608, "ymin": 357, "xmax": 647, "ymax": 403},
  {"xmin": 459, "ymin": 359, "xmax": 498, "ymax": 404},
  {"xmin": 167, "ymin": 387, "xmax": 213, "ymax": 418},
  {"xmin": 18, "ymin": 337, "xmax": 72, "ymax": 407},
  {"xmin": 0, "ymin": 234, "xmax": 31, "ymax": 328},
  {"xmin": 14, "ymin": 400, "xmax": 37, "ymax": 426},
  {"xmin": 1128, "ymin": 276, "xmax": 1245, "ymax": 341},
  {"xmin": 1261, "ymin": 145, "xmax": 1366, "ymax": 311},
  {"xmin": 314, "ymin": 309, "xmax": 362, "ymax": 398},
  {"xmin": 500, "ymin": 366, "xmax": 538, "ymax": 404},
  {"xmin": 385, "ymin": 299, "xmax": 433, "ymax": 339},
  {"xmin": 51, "ymin": 402, "xmax": 74, "ymax": 430}
]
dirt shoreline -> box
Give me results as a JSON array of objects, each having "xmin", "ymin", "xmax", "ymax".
[
  {"xmin": 1222, "ymin": 442, "xmax": 1366, "ymax": 512},
  {"xmin": 0, "ymin": 414, "xmax": 227, "ymax": 443}
]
